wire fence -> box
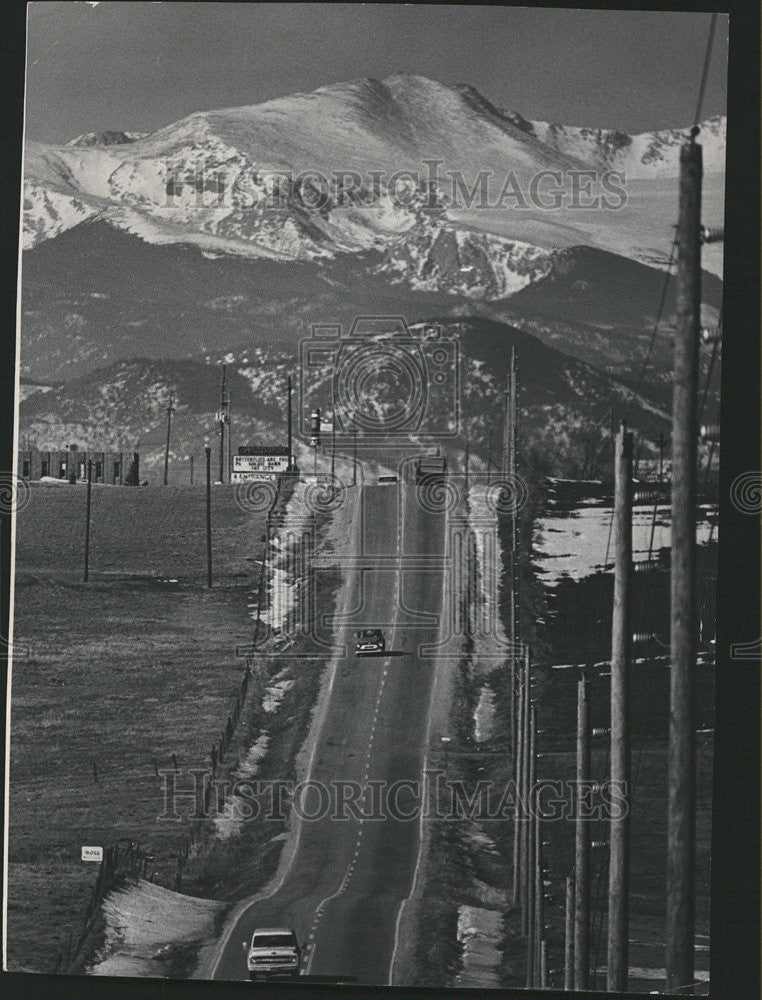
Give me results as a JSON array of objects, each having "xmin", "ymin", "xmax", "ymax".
[{"xmin": 58, "ymin": 471, "xmax": 296, "ymax": 973}]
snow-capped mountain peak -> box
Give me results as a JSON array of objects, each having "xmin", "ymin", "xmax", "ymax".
[{"xmin": 22, "ymin": 73, "xmax": 725, "ymax": 280}]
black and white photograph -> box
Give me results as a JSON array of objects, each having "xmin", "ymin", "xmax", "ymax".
[{"xmin": 3, "ymin": 3, "xmax": 756, "ymax": 996}]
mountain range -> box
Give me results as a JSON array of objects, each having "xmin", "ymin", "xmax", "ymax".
[
  {"xmin": 18, "ymin": 74, "xmax": 725, "ymax": 477},
  {"xmin": 23, "ymin": 74, "xmax": 725, "ymax": 269}
]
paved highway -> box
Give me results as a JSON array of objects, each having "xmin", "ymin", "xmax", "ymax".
[{"xmin": 211, "ymin": 480, "xmax": 447, "ymax": 984}]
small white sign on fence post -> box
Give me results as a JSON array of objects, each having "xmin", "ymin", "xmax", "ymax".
[{"xmin": 81, "ymin": 845, "xmax": 103, "ymax": 862}]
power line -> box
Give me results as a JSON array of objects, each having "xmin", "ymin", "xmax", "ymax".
[
  {"xmin": 698, "ymin": 308, "xmax": 722, "ymax": 426},
  {"xmin": 693, "ymin": 14, "xmax": 718, "ymax": 127},
  {"xmin": 625, "ymin": 237, "xmax": 679, "ymax": 424}
]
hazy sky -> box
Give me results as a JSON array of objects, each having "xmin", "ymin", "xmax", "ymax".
[{"xmin": 25, "ymin": 3, "xmax": 728, "ymax": 144}]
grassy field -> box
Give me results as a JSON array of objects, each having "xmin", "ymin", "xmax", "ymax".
[{"xmin": 7, "ymin": 483, "xmax": 268, "ymax": 972}]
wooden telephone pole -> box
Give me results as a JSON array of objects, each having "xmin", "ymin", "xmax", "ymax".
[
  {"xmin": 227, "ymin": 391, "xmax": 232, "ymax": 482},
  {"xmin": 564, "ymin": 874, "xmax": 575, "ymax": 989},
  {"xmin": 666, "ymin": 132, "xmax": 702, "ymax": 992},
  {"xmin": 163, "ymin": 391, "xmax": 175, "ymax": 486},
  {"xmin": 287, "ymin": 376, "xmax": 293, "ymax": 471},
  {"xmin": 331, "ymin": 410, "xmax": 336, "ymax": 481},
  {"xmin": 608, "ymin": 421, "xmax": 634, "ymax": 990},
  {"xmin": 512, "ymin": 646, "xmax": 525, "ymax": 905},
  {"xmin": 205, "ymin": 445, "xmax": 213, "ymax": 588},
  {"xmin": 83, "ymin": 459, "xmax": 93, "ymax": 582},
  {"xmin": 509, "ymin": 349, "xmax": 520, "ymax": 758},
  {"xmin": 526, "ymin": 703, "xmax": 537, "ymax": 986},
  {"xmin": 519, "ymin": 648, "xmax": 531, "ymax": 930},
  {"xmin": 574, "ymin": 674, "xmax": 591, "ymax": 990},
  {"xmin": 219, "ymin": 364, "xmax": 227, "ymax": 483}
]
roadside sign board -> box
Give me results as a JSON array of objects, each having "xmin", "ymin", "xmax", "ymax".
[
  {"xmin": 237, "ymin": 445, "xmax": 289, "ymax": 455},
  {"xmin": 234, "ymin": 449, "xmax": 289, "ymax": 473},
  {"xmin": 231, "ymin": 471, "xmax": 279, "ymax": 483},
  {"xmin": 81, "ymin": 846, "xmax": 103, "ymax": 862}
]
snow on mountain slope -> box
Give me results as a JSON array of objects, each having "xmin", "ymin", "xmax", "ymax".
[
  {"xmin": 67, "ymin": 131, "xmax": 148, "ymax": 147},
  {"xmin": 21, "ymin": 74, "xmax": 725, "ymax": 281},
  {"xmin": 529, "ymin": 115, "xmax": 726, "ymax": 178},
  {"xmin": 379, "ymin": 222, "xmax": 553, "ymax": 298},
  {"xmin": 22, "ymin": 182, "xmax": 99, "ymax": 247}
]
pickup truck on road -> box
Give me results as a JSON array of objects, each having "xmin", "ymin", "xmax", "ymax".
[{"xmin": 243, "ymin": 927, "xmax": 301, "ymax": 980}]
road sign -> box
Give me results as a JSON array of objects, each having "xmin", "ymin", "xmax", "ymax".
[
  {"xmin": 81, "ymin": 846, "xmax": 103, "ymax": 862},
  {"xmin": 231, "ymin": 471, "xmax": 278, "ymax": 483},
  {"xmin": 233, "ymin": 453, "xmax": 289, "ymax": 473},
  {"xmin": 237, "ymin": 445, "xmax": 289, "ymax": 456}
]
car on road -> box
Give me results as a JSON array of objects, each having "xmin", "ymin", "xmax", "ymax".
[
  {"xmin": 355, "ymin": 628, "xmax": 386, "ymax": 656},
  {"xmin": 243, "ymin": 927, "xmax": 301, "ymax": 980}
]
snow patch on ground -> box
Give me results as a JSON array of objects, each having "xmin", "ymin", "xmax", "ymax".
[
  {"xmin": 263, "ymin": 678, "xmax": 294, "ymax": 713},
  {"xmin": 455, "ymin": 905, "xmax": 502, "ymax": 988},
  {"xmin": 255, "ymin": 482, "xmax": 311, "ymax": 632},
  {"xmin": 474, "ymin": 684, "xmax": 496, "ymax": 743},
  {"xmin": 88, "ymin": 879, "xmax": 225, "ymax": 977},
  {"xmin": 466, "ymin": 484, "xmax": 514, "ymax": 675},
  {"xmin": 213, "ymin": 733, "xmax": 272, "ymax": 842},
  {"xmin": 534, "ymin": 503, "xmax": 717, "ymax": 587}
]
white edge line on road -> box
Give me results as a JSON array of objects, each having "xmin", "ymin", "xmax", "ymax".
[
  {"xmin": 387, "ymin": 497, "xmax": 451, "ymax": 987},
  {"xmin": 207, "ymin": 486, "xmax": 363, "ymax": 980}
]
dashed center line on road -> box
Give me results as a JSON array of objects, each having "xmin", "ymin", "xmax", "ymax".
[{"xmin": 304, "ymin": 545, "xmax": 401, "ymax": 974}]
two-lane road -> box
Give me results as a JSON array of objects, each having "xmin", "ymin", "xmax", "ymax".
[{"xmin": 211, "ymin": 481, "xmax": 447, "ymax": 984}]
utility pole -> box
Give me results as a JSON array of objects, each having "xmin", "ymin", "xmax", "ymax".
[
  {"xmin": 608, "ymin": 421, "xmax": 634, "ymax": 991},
  {"xmin": 574, "ymin": 674, "xmax": 591, "ymax": 991},
  {"xmin": 331, "ymin": 410, "xmax": 336, "ymax": 481},
  {"xmin": 534, "ymin": 806, "xmax": 543, "ymax": 984},
  {"xmin": 352, "ymin": 427, "xmax": 358, "ymax": 486},
  {"xmin": 287, "ymin": 376, "xmax": 293, "ymax": 471},
  {"xmin": 310, "ymin": 408, "xmax": 321, "ymax": 478},
  {"xmin": 519, "ymin": 650, "xmax": 532, "ymax": 934},
  {"xmin": 540, "ymin": 939, "xmax": 548, "ymax": 989},
  {"xmin": 189, "ymin": 454, "xmax": 194, "ymax": 485},
  {"xmin": 486, "ymin": 429, "xmax": 492, "ymax": 478},
  {"xmin": 510, "ymin": 647, "xmax": 516, "ymax": 807},
  {"xmin": 509, "ymin": 347, "xmax": 519, "ymax": 621},
  {"xmin": 219, "ymin": 364, "xmax": 227, "ymax": 484},
  {"xmin": 227, "ymin": 391, "xmax": 232, "ymax": 482},
  {"xmin": 509, "ymin": 347, "xmax": 517, "ymax": 480},
  {"xmin": 163, "ymin": 391, "xmax": 175, "ymax": 486},
  {"xmin": 510, "ymin": 349, "xmax": 521, "ymax": 792},
  {"xmin": 205, "ymin": 445, "xmax": 213, "ymax": 588},
  {"xmin": 667, "ymin": 131, "xmax": 701, "ymax": 992},
  {"xmin": 502, "ymin": 349, "xmax": 513, "ymax": 477},
  {"xmin": 564, "ymin": 874, "xmax": 575, "ymax": 990},
  {"xmin": 512, "ymin": 645, "xmax": 525, "ymax": 905},
  {"xmin": 464, "ymin": 442, "xmax": 469, "ymax": 494},
  {"xmin": 83, "ymin": 459, "xmax": 92, "ymax": 582},
  {"xmin": 526, "ymin": 702, "xmax": 536, "ymax": 986}
]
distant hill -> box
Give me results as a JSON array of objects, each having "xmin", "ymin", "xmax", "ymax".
[
  {"xmin": 19, "ymin": 317, "xmax": 670, "ymax": 481},
  {"xmin": 20, "ymin": 219, "xmax": 720, "ymax": 420}
]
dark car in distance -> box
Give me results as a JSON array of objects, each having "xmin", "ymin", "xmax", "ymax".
[{"xmin": 355, "ymin": 628, "xmax": 386, "ymax": 656}]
